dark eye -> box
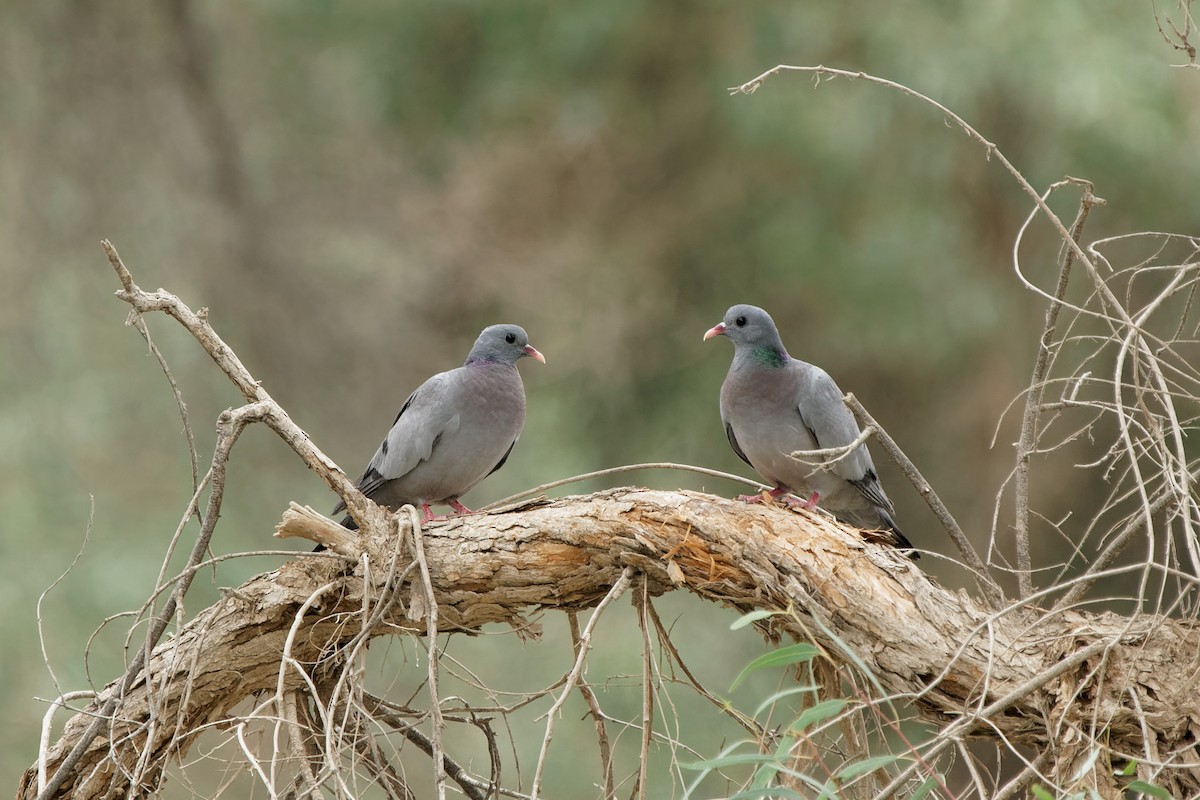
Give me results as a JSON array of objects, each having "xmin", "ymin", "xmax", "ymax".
[
  {"xmin": 505, "ymin": 333, "xmax": 516, "ymax": 344},
  {"xmin": 735, "ymin": 316, "xmax": 747, "ymax": 327}
]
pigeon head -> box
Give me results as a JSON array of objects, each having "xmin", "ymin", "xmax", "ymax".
[
  {"xmin": 703, "ymin": 305, "xmax": 789, "ymax": 365},
  {"xmin": 466, "ymin": 324, "xmax": 546, "ymax": 367}
]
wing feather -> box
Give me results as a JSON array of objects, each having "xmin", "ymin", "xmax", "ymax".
[
  {"xmin": 332, "ymin": 371, "xmax": 459, "ymax": 514},
  {"xmin": 795, "ymin": 366, "xmax": 894, "ymax": 514},
  {"xmin": 724, "ymin": 422, "xmax": 753, "ymax": 467}
]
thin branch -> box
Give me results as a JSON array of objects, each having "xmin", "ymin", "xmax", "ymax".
[
  {"xmin": 1012, "ymin": 178, "xmax": 1104, "ymax": 599},
  {"xmin": 991, "ymin": 751, "xmax": 1051, "ymax": 800},
  {"xmin": 352, "ymin": 725, "xmax": 417, "ymax": 800},
  {"xmin": 873, "ymin": 638, "xmax": 1115, "ymax": 796},
  {"xmin": 843, "ymin": 393, "xmax": 1005, "ymax": 608},
  {"xmin": 730, "ymin": 67, "xmax": 1144, "ymax": 366},
  {"xmin": 484, "ymin": 463, "xmax": 766, "ymax": 510},
  {"xmin": 529, "ymin": 568, "xmax": 634, "ymax": 800},
  {"xmin": 36, "ymin": 241, "xmax": 382, "ymax": 800},
  {"xmin": 282, "ymin": 692, "xmax": 323, "ymax": 799},
  {"xmin": 409, "ymin": 507, "xmax": 446, "ymax": 800},
  {"xmin": 567, "ymin": 612, "xmax": 616, "ymax": 800},
  {"xmin": 789, "ymin": 425, "xmax": 876, "ymax": 464},
  {"xmin": 37, "ymin": 399, "xmax": 263, "ymax": 800},
  {"xmin": 643, "ymin": 601, "xmax": 762, "ymax": 740},
  {"xmin": 634, "ymin": 578, "xmax": 654, "ymax": 800},
  {"xmin": 101, "ymin": 240, "xmax": 367, "ymax": 523},
  {"xmin": 360, "ymin": 693, "xmax": 494, "ymax": 800},
  {"xmin": 126, "ymin": 312, "xmax": 202, "ymax": 498}
]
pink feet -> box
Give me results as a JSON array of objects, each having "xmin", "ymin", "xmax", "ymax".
[
  {"xmin": 416, "ymin": 499, "xmax": 477, "ymax": 524},
  {"xmin": 735, "ymin": 487, "xmax": 790, "ymax": 504},
  {"xmin": 733, "ymin": 488, "xmax": 821, "ymax": 511},
  {"xmin": 447, "ymin": 499, "xmax": 475, "ymax": 515}
]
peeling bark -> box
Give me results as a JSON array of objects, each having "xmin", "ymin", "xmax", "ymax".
[{"xmin": 19, "ymin": 489, "xmax": 1200, "ymax": 799}]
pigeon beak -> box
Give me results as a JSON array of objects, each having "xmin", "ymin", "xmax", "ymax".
[
  {"xmin": 703, "ymin": 322, "xmax": 727, "ymax": 341},
  {"xmin": 524, "ymin": 344, "xmax": 546, "ymax": 364}
]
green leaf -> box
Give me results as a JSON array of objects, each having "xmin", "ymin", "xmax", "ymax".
[
  {"xmin": 731, "ymin": 610, "xmax": 778, "ymax": 629},
  {"xmin": 910, "ymin": 775, "xmax": 941, "ymax": 799},
  {"xmin": 836, "ymin": 754, "xmax": 907, "ymax": 781},
  {"xmin": 1127, "ymin": 780, "xmax": 1172, "ymax": 799},
  {"xmin": 752, "ymin": 685, "xmax": 821, "ymax": 717},
  {"xmin": 790, "ymin": 698, "xmax": 849, "ymax": 733},
  {"xmin": 814, "ymin": 780, "xmax": 839, "ymax": 800},
  {"xmin": 681, "ymin": 753, "xmax": 779, "ymax": 771},
  {"xmin": 1031, "ymin": 785, "xmax": 1055, "ymax": 800},
  {"xmin": 748, "ymin": 735, "xmax": 794, "ymax": 790},
  {"xmin": 730, "ymin": 643, "xmax": 820, "ymax": 691}
]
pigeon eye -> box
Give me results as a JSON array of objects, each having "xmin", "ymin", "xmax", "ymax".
[
  {"xmin": 505, "ymin": 333, "xmax": 517, "ymax": 344},
  {"xmin": 735, "ymin": 316, "xmax": 747, "ymax": 327}
]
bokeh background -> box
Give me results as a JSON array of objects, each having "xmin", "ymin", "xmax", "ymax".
[{"xmin": 4, "ymin": 1, "xmax": 1198, "ymax": 794}]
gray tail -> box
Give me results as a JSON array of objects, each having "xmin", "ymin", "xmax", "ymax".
[{"xmin": 879, "ymin": 508, "xmax": 919, "ymax": 559}]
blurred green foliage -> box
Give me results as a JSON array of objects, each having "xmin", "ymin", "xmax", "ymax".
[{"xmin": 3, "ymin": 0, "xmax": 1197, "ymax": 793}]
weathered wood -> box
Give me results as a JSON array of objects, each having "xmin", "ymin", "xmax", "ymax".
[{"xmin": 19, "ymin": 489, "xmax": 1200, "ymax": 799}]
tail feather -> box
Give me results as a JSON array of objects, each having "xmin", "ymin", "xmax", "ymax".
[{"xmin": 878, "ymin": 508, "xmax": 919, "ymax": 559}]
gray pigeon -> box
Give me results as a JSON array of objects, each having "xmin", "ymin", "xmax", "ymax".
[
  {"xmin": 333, "ymin": 324, "xmax": 544, "ymax": 528},
  {"xmin": 704, "ymin": 304, "xmax": 915, "ymax": 555}
]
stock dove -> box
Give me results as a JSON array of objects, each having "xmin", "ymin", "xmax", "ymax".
[
  {"xmin": 332, "ymin": 323, "xmax": 544, "ymax": 528},
  {"xmin": 704, "ymin": 304, "xmax": 915, "ymax": 555}
]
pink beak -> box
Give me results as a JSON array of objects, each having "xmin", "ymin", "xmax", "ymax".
[
  {"xmin": 703, "ymin": 322, "xmax": 727, "ymax": 341},
  {"xmin": 524, "ymin": 344, "xmax": 546, "ymax": 363}
]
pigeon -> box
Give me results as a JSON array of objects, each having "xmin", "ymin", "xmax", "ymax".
[
  {"xmin": 332, "ymin": 323, "xmax": 544, "ymax": 530},
  {"xmin": 704, "ymin": 304, "xmax": 916, "ymax": 556}
]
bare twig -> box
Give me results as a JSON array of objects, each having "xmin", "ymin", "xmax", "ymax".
[
  {"xmin": 127, "ymin": 313, "xmax": 201, "ymax": 498},
  {"xmin": 35, "ymin": 499, "xmax": 94, "ymax": 725},
  {"xmin": 37, "ymin": 399, "xmax": 265, "ymax": 800},
  {"xmin": 408, "ymin": 506, "xmax": 446, "ymax": 800},
  {"xmin": 484, "ymin": 463, "xmax": 766, "ymax": 510},
  {"xmin": 360, "ymin": 693, "xmax": 494, "ymax": 800},
  {"xmin": 634, "ymin": 578, "xmax": 654, "ymax": 800},
  {"xmin": 1154, "ymin": 0, "xmax": 1200, "ymax": 67},
  {"xmin": 873, "ymin": 638, "xmax": 1115, "ymax": 796},
  {"xmin": 101, "ymin": 240, "xmax": 366, "ymax": 521},
  {"xmin": 33, "ymin": 241, "xmax": 386, "ymax": 800},
  {"xmin": 991, "ymin": 751, "xmax": 1051, "ymax": 800},
  {"xmin": 282, "ymin": 692, "xmax": 323, "ymax": 798},
  {"xmin": 567, "ymin": 612, "xmax": 617, "ymax": 800},
  {"xmin": 1012, "ymin": 179, "xmax": 1104, "ymax": 600},
  {"xmin": 529, "ymin": 568, "xmax": 633, "ymax": 800},
  {"xmin": 843, "ymin": 393, "xmax": 1005, "ymax": 608},
  {"xmin": 643, "ymin": 601, "xmax": 762, "ymax": 740},
  {"xmin": 789, "ymin": 425, "xmax": 876, "ymax": 464}
]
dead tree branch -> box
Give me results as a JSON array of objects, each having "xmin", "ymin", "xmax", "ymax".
[{"xmin": 20, "ymin": 488, "xmax": 1200, "ymax": 798}]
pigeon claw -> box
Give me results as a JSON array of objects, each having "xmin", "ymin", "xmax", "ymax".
[
  {"xmin": 447, "ymin": 499, "xmax": 476, "ymax": 515},
  {"xmin": 735, "ymin": 488, "xmax": 790, "ymax": 506}
]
